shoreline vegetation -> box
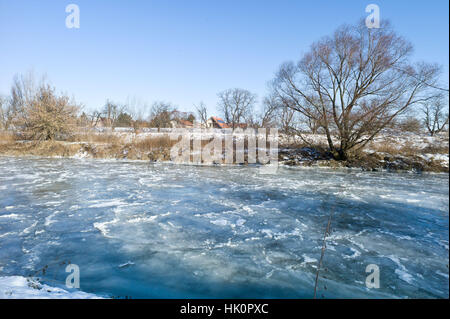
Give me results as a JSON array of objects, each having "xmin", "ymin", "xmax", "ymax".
[{"xmin": 1, "ymin": 129, "xmax": 448, "ymax": 173}]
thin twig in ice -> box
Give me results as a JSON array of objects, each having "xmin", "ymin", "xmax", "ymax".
[{"xmin": 313, "ymin": 209, "xmax": 333, "ymax": 299}]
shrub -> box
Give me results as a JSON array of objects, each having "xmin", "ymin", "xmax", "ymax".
[
  {"xmin": 398, "ymin": 116, "xmax": 423, "ymax": 133},
  {"xmin": 23, "ymin": 84, "xmax": 79, "ymax": 140}
]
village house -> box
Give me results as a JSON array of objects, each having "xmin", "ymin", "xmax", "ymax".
[
  {"xmin": 205, "ymin": 117, "xmax": 248, "ymax": 129},
  {"xmin": 170, "ymin": 119, "xmax": 194, "ymax": 128},
  {"xmin": 206, "ymin": 116, "xmax": 229, "ymax": 129}
]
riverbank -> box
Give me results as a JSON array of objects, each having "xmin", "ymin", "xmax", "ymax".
[
  {"xmin": 0, "ymin": 131, "xmax": 448, "ymax": 173},
  {"xmin": 278, "ymin": 147, "xmax": 449, "ymax": 172}
]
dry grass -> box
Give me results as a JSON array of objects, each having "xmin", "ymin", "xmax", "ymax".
[
  {"xmin": 68, "ymin": 132, "xmax": 124, "ymax": 144},
  {"xmin": 422, "ymin": 144, "xmax": 449, "ymax": 154},
  {"xmin": 132, "ymin": 135, "xmax": 177, "ymax": 151},
  {"xmin": 398, "ymin": 144, "xmax": 422, "ymax": 157},
  {"xmin": 371, "ymin": 143, "xmax": 406, "ymax": 156},
  {"xmin": 0, "ymin": 131, "xmax": 17, "ymax": 144},
  {"xmin": 371, "ymin": 141, "xmax": 448, "ymax": 157},
  {"xmin": 0, "ymin": 140, "xmax": 81, "ymax": 157}
]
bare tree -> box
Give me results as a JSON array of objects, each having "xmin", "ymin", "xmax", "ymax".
[
  {"xmin": 217, "ymin": 88, "xmax": 256, "ymax": 129},
  {"xmin": 89, "ymin": 110, "xmax": 102, "ymax": 127},
  {"xmin": 422, "ymin": 95, "xmax": 449, "ymax": 136},
  {"xmin": 194, "ymin": 101, "xmax": 208, "ymax": 127},
  {"xmin": 125, "ymin": 96, "xmax": 148, "ymax": 129},
  {"xmin": 279, "ymin": 105, "xmax": 297, "ymax": 136},
  {"xmin": 257, "ymin": 95, "xmax": 279, "ymax": 128},
  {"xmin": 4, "ymin": 72, "xmax": 38, "ymax": 129},
  {"xmin": 148, "ymin": 101, "xmax": 175, "ymax": 129},
  {"xmin": 306, "ymin": 114, "xmax": 321, "ymax": 134},
  {"xmin": 102, "ymin": 100, "xmax": 127, "ymax": 129},
  {"xmin": 270, "ymin": 21, "xmax": 440, "ymax": 160},
  {"xmin": 0, "ymin": 95, "xmax": 9, "ymax": 129},
  {"xmin": 122, "ymin": 96, "xmax": 152, "ymax": 131}
]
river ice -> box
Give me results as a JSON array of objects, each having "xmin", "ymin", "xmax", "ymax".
[{"xmin": 0, "ymin": 157, "xmax": 448, "ymax": 298}]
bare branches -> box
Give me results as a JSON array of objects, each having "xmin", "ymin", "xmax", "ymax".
[
  {"xmin": 0, "ymin": 95, "xmax": 10, "ymax": 130},
  {"xmin": 254, "ymin": 95, "xmax": 279, "ymax": 128},
  {"xmin": 194, "ymin": 101, "xmax": 208, "ymax": 127},
  {"xmin": 102, "ymin": 100, "xmax": 128, "ymax": 129},
  {"xmin": 89, "ymin": 111, "xmax": 102, "ymax": 127},
  {"xmin": 148, "ymin": 101, "xmax": 176, "ymax": 129},
  {"xmin": 422, "ymin": 94, "xmax": 449, "ymax": 136},
  {"xmin": 217, "ymin": 88, "xmax": 256, "ymax": 129}
]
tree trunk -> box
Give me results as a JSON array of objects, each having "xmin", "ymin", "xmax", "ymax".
[{"xmin": 330, "ymin": 148, "xmax": 348, "ymax": 161}]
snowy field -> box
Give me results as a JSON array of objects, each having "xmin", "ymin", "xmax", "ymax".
[{"xmin": 0, "ymin": 157, "xmax": 448, "ymax": 298}]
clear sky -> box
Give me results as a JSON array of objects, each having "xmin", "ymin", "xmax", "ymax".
[{"xmin": 0, "ymin": 0, "xmax": 448, "ymax": 115}]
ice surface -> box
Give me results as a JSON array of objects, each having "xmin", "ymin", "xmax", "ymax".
[{"xmin": 0, "ymin": 157, "xmax": 448, "ymax": 298}]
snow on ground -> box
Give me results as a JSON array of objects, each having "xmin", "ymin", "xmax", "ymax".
[
  {"xmin": 419, "ymin": 153, "xmax": 449, "ymax": 167},
  {"xmin": 0, "ymin": 276, "xmax": 103, "ymax": 299},
  {"xmin": 92, "ymin": 127, "xmax": 448, "ymax": 150},
  {"xmin": 279, "ymin": 130, "xmax": 449, "ymax": 149},
  {"xmin": 89, "ymin": 127, "xmax": 280, "ymax": 143}
]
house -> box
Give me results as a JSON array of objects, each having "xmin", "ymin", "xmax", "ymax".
[
  {"xmin": 178, "ymin": 119, "xmax": 194, "ymax": 128},
  {"xmin": 170, "ymin": 119, "xmax": 193, "ymax": 128},
  {"xmin": 205, "ymin": 117, "xmax": 248, "ymax": 129},
  {"xmin": 206, "ymin": 116, "xmax": 229, "ymax": 129}
]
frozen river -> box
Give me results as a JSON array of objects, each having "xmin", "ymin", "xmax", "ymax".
[{"xmin": 0, "ymin": 157, "xmax": 448, "ymax": 298}]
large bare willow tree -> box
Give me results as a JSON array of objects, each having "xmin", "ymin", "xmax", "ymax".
[{"xmin": 271, "ymin": 21, "xmax": 441, "ymax": 160}]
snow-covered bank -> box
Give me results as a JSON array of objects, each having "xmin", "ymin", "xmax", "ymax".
[
  {"xmin": 278, "ymin": 131, "xmax": 449, "ymax": 172},
  {"xmin": 0, "ymin": 276, "xmax": 103, "ymax": 299},
  {"xmin": 279, "ymin": 147, "xmax": 449, "ymax": 172},
  {"xmin": 0, "ymin": 130, "xmax": 448, "ymax": 172}
]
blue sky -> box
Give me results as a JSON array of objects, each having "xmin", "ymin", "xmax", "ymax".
[{"xmin": 0, "ymin": 0, "xmax": 448, "ymax": 115}]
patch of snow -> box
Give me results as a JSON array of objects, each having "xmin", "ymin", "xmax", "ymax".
[{"xmin": 0, "ymin": 276, "xmax": 103, "ymax": 299}]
